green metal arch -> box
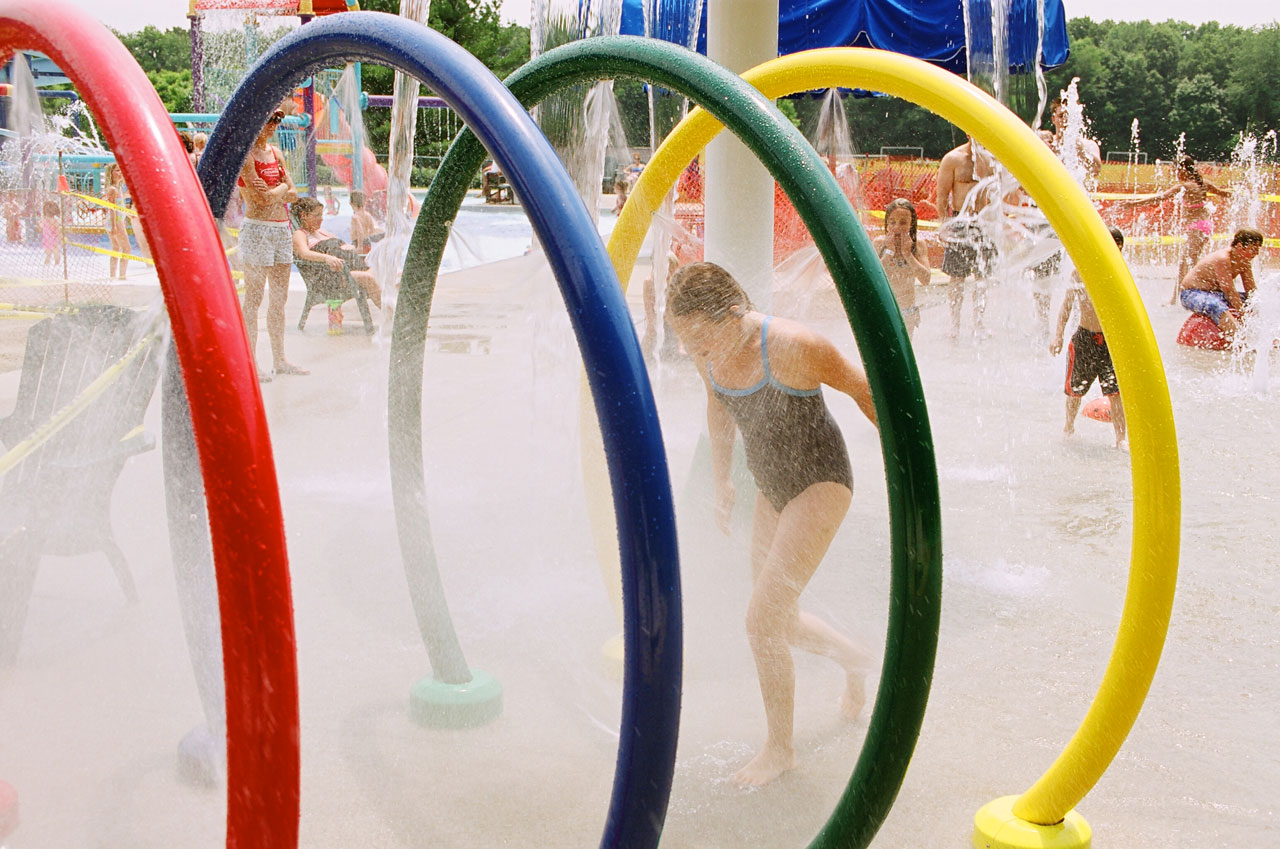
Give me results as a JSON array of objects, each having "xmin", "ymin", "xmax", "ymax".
[{"xmin": 389, "ymin": 35, "xmax": 942, "ymax": 849}]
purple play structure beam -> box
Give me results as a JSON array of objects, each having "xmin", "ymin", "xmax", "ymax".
[{"xmin": 364, "ymin": 94, "xmax": 448, "ymax": 109}]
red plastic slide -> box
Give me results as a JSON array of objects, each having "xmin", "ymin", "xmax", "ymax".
[{"xmin": 314, "ymin": 100, "xmax": 387, "ymax": 192}]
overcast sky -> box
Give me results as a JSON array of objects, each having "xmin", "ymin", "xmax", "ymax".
[{"xmin": 46, "ymin": 0, "xmax": 1280, "ymax": 37}]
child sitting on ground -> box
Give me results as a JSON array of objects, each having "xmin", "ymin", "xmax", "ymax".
[{"xmin": 1049, "ymin": 225, "xmax": 1127, "ymax": 448}]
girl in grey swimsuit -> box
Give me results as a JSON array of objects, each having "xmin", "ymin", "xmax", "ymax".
[{"xmin": 666, "ymin": 261, "xmax": 879, "ymax": 787}]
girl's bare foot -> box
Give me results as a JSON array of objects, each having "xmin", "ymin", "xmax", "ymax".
[
  {"xmin": 274, "ymin": 362, "xmax": 309, "ymax": 376},
  {"xmin": 840, "ymin": 671, "xmax": 866, "ymax": 720},
  {"xmin": 733, "ymin": 745, "xmax": 796, "ymax": 787}
]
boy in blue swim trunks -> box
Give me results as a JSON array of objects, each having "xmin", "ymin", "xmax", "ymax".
[
  {"xmin": 1177, "ymin": 228, "xmax": 1263, "ymax": 342},
  {"xmin": 1050, "ymin": 226, "xmax": 1127, "ymax": 448}
]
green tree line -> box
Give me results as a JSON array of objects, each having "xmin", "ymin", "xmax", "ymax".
[{"xmin": 1046, "ymin": 18, "xmax": 1279, "ymax": 162}]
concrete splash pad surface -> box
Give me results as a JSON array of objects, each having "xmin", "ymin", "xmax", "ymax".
[{"xmin": 1, "ymin": 259, "xmax": 1278, "ymax": 846}]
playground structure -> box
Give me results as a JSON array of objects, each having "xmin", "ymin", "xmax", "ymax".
[
  {"xmin": 0, "ymin": 7, "xmax": 462, "ymax": 308},
  {"xmin": 188, "ymin": 0, "xmax": 464, "ymax": 209},
  {"xmin": 17, "ymin": 1, "xmax": 1280, "ymax": 848}
]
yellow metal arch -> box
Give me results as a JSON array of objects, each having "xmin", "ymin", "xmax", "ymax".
[{"xmin": 611, "ymin": 47, "xmax": 1179, "ymax": 843}]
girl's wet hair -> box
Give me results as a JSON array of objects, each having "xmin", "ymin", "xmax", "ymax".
[
  {"xmin": 42, "ymin": 199, "xmax": 60, "ymax": 217},
  {"xmin": 883, "ymin": 197, "xmax": 919, "ymax": 252},
  {"xmin": 1178, "ymin": 154, "xmax": 1204, "ymax": 187},
  {"xmin": 292, "ymin": 195, "xmax": 323, "ymax": 222},
  {"xmin": 666, "ymin": 261, "xmax": 753, "ymax": 322}
]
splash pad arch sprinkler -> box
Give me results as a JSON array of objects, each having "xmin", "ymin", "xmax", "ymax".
[
  {"xmin": 624, "ymin": 47, "xmax": 1179, "ymax": 849},
  {"xmin": 0, "ymin": 1, "xmax": 298, "ymax": 846},
  {"xmin": 200, "ymin": 12, "xmax": 681, "ymax": 849},
  {"xmin": 400, "ymin": 34, "xmax": 942, "ymax": 849}
]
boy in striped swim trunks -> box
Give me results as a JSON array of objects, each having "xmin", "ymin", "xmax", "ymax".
[{"xmin": 1050, "ymin": 226, "xmax": 1127, "ymax": 448}]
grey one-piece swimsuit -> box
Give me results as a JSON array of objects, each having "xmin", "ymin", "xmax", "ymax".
[{"xmin": 709, "ymin": 316, "xmax": 853, "ymax": 511}]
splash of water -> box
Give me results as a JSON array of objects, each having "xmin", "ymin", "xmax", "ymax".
[
  {"xmin": 807, "ymin": 88, "xmax": 856, "ymax": 172},
  {"xmin": 963, "ymin": 0, "xmax": 1010, "ymax": 106},
  {"xmin": 5, "ymin": 56, "xmax": 47, "ymax": 139},
  {"xmin": 1127, "ymin": 118, "xmax": 1141, "ymax": 193},
  {"xmin": 1055, "ymin": 78, "xmax": 1096, "ymax": 192},
  {"xmin": 1225, "ymin": 130, "xmax": 1278, "ymax": 234},
  {"xmin": 367, "ymin": 0, "xmax": 431, "ymax": 321},
  {"xmin": 1231, "ymin": 271, "xmax": 1280, "ymax": 392},
  {"xmin": 530, "ymin": 0, "xmax": 624, "ymax": 228},
  {"xmin": 198, "ymin": 11, "xmax": 299, "ymax": 113},
  {"xmin": 1032, "ymin": 0, "xmax": 1048, "ymax": 126},
  {"xmin": 638, "ymin": 0, "xmax": 704, "ymax": 363}
]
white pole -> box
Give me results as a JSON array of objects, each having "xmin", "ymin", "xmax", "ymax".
[{"xmin": 705, "ymin": 0, "xmax": 778, "ymax": 309}]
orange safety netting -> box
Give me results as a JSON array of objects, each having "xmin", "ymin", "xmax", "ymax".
[{"xmin": 666, "ymin": 156, "xmax": 1279, "ymax": 268}]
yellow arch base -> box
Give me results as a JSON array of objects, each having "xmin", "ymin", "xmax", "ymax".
[{"xmin": 973, "ymin": 797, "xmax": 1091, "ymax": 849}]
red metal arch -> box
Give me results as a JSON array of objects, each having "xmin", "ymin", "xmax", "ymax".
[{"xmin": 0, "ymin": 3, "xmax": 299, "ymax": 849}]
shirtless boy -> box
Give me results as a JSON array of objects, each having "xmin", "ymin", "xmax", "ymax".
[
  {"xmin": 1044, "ymin": 96, "xmax": 1102, "ymax": 178},
  {"xmin": 936, "ymin": 137, "xmax": 996, "ymax": 338},
  {"xmin": 1177, "ymin": 228, "xmax": 1264, "ymax": 341},
  {"xmin": 349, "ymin": 191, "xmax": 382, "ymax": 254},
  {"xmin": 1050, "ymin": 226, "xmax": 1127, "ymax": 448}
]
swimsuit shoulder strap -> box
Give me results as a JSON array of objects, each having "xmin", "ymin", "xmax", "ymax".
[
  {"xmin": 763, "ymin": 315, "xmax": 820, "ymax": 397},
  {"xmin": 760, "ymin": 316, "xmax": 775, "ymax": 379},
  {"xmin": 708, "ymin": 317, "xmax": 769, "ymax": 397}
]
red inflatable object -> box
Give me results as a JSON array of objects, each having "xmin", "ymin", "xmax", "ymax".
[
  {"xmin": 0, "ymin": 5, "xmax": 298, "ymax": 849},
  {"xmin": 1082, "ymin": 396, "xmax": 1111, "ymax": 423},
  {"xmin": 1177, "ymin": 312, "xmax": 1232, "ymax": 351}
]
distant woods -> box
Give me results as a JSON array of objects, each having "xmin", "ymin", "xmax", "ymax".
[
  {"xmin": 1046, "ymin": 18, "xmax": 1280, "ymax": 162},
  {"xmin": 114, "ymin": 13, "xmax": 1278, "ymax": 165}
]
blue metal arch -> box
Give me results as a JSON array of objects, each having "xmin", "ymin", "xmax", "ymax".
[{"xmin": 198, "ymin": 14, "xmax": 682, "ymax": 849}]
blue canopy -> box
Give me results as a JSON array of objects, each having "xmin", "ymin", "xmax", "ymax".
[{"xmin": 620, "ymin": 0, "xmax": 1069, "ymax": 74}]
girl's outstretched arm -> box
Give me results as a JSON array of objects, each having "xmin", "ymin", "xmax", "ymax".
[
  {"xmin": 810, "ymin": 335, "xmax": 877, "ymax": 429},
  {"xmin": 1119, "ymin": 184, "xmax": 1179, "ymax": 208}
]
